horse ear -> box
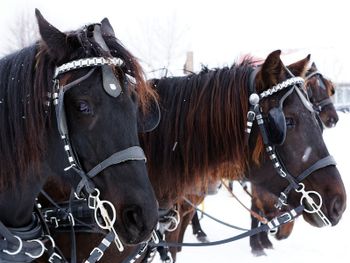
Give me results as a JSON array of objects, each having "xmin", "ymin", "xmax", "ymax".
[
  {"xmin": 310, "ymin": 61, "xmax": 318, "ymax": 71},
  {"xmin": 137, "ymin": 97, "xmax": 161, "ymax": 133},
  {"xmin": 260, "ymin": 50, "xmax": 283, "ymax": 86},
  {"xmin": 35, "ymin": 9, "xmax": 69, "ymax": 62},
  {"xmin": 287, "ymin": 54, "xmax": 311, "ymax": 77},
  {"xmin": 101, "ymin": 18, "xmax": 116, "ymax": 37}
]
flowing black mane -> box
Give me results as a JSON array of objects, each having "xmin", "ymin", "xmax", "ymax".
[
  {"xmin": 0, "ymin": 25, "xmax": 152, "ymax": 190},
  {"xmin": 141, "ymin": 60, "xmax": 256, "ymax": 199}
]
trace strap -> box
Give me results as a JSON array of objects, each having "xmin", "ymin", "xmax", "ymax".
[{"xmin": 149, "ymin": 205, "xmax": 304, "ymax": 248}]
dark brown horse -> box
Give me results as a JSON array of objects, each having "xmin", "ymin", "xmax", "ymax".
[
  {"xmin": 147, "ymin": 52, "xmax": 346, "ymax": 261},
  {"xmin": 188, "ymin": 61, "xmax": 340, "ymax": 253},
  {"xmin": 0, "ymin": 9, "xmax": 159, "ymax": 262},
  {"xmin": 248, "ymin": 61, "xmax": 339, "ymax": 255}
]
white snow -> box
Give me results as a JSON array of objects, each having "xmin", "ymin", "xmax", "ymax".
[{"xmin": 154, "ymin": 112, "xmax": 350, "ymax": 263}]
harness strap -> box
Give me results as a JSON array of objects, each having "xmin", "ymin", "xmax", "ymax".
[
  {"xmin": 220, "ymin": 180, "xmax": 268, "ymax": 224},
  {"xmin": 149, "ymin": 205, "xmax": 303, "ymax": 248},
  {"xmin": 314, "ymin": 98, "xmax": 333, "ymax": 112},
  {"xmin": 183, "ymin": 197, "xmax": 249, "ymax": 231},
  {"xmin": 84, "ymin": 232, "xmax": 115, "ymax": 263},
  {"xmin": 277, "ymin": 155, "xmax": 337, "ymax": 207},
  {"xmin": 305, "ymin": 70, "xmax": 322, "ymax": 81},
  {"xmin": 74, "ymin": 146, "xmax": 146, "ymax": 195},
  {"xmin": 0, "ymin": 218, "xmax": 60, "ymax": 262},
  {"xmin": 87, "ymin": 146, "xmax": 146, "ymax": 179}
]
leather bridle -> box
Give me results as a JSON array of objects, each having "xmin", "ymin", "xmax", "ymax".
[
  {"xmin": 305, "ymin": 70, "xmax": 334, "ymax": 113},
  {"xmin": 246, "ymin": 66, "xmax": 335, "ymax": 227}
]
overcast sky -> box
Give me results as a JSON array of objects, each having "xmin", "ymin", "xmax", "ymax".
[{"xmin": 1, "ymin": 0, "xmax": 349, "ymax": 81}]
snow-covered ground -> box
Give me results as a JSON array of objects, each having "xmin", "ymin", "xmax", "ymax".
[{"xmin": 155, "ymin": 112, "xmax": 350, "ymax": 263}]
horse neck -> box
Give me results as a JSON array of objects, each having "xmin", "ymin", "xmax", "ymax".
[{"xmin": 143, "ymin": 65, "xmax": 252, "ymax": 200}]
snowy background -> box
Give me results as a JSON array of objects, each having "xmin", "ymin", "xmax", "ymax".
[
  {"xmin": 0, "ymin": 1, "xmax": 349, "ymax": 262},
  {"xmin": 1, "ymin": 0, "xmax": 350, "ymax": 83},
  {"xmin": 154, "ymin": 112, "xmax": 350, "ymax": 263}
]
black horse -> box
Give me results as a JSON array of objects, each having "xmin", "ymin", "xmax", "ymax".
[{"xmin": 0, "ymin": 10, "xmax": 159, "ymax": 262}]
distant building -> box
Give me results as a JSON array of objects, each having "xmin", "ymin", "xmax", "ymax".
[{"xmin": 333, "ymin": 83, "xmax": 350, "ymax": 112}]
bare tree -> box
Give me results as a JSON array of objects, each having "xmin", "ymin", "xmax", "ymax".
[
  {"xmin": 125, "ymin": 13, "xmax": 190, "ymax": 78},
  {"xmin": 1, "ymin": 10, "xmax": 39, "ymax": 55}
]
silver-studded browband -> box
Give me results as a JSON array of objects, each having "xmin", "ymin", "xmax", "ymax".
[
  {"xmin": 54, "ymin": 57, "xmax": 123, "ymax": 78},
  {"xmin": 259, "ymin": 77, "xmax": 304, "ymax": 99}
]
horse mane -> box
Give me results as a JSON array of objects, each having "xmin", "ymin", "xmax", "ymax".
[
  {"xmin": 0, "ymin": 24, "xmax": 156, "ymax": 190},
  {"xmin": 0, "ymin": 45, "xmax": 47, "ymax": 190},
  {"xmin": 141, "ymin": 59, "xmax": 261, "ymax": 200}
]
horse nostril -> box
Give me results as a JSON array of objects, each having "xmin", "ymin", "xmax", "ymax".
[
  {"xmin": 328, "ymin": 117, "xmax": 338, "ymax": 126},
  {"xmin": 122, "ymin": 205, "xmax": 145, "ymax": 241},
  {"xmin": 329, "ymin": 196, "xmax": 345, "ymax": 224}
]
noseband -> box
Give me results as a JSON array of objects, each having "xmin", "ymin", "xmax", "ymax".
[{"xmin": 246, "ymin": 67, "xmax": 336, "ymax": 226}]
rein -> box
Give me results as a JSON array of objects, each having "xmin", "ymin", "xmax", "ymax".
[{"xmin": 148, "ymin": 205, "xmax": 304, "ymax": 249}]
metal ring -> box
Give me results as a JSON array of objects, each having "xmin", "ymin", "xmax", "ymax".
[
  {"xmin": 165, "ymin": 210, "xmax": 180, "ymax": 232},
  {"xmin": 269, "ymin": 228, "xmax": 278, "ymax": 235},
  {"xmin": 24, "ymin": 239, "xmax": 45, "ymax": 258},
  {"xmin": 90, "ymin": 188, "xmax": 101, "ymax": 198},
  {"xmin": 295, "ymin": 183, "xmax": 305, "ymax": 193},
  {"xmin": 45, "ymin": 235, "xmax": 56, "ymax": 248},
  {"xmin": 94, "ymin": 200, "xmax": 117, "ymax": 229},
  {"xmin": 3, "ymin": 235, "xmax": 23, "ymax": 255},
  {"xmin": 300, "ymin": 191, "xmax": 323, "ymax": 214}
]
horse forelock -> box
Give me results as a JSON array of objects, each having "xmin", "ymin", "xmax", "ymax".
[
  {"xmin": 102, "ymin": 35, "xmax": 158, "ymax": 113},
  {"xmin": 143, "ymin": 60, "xmax": 256, "ymax": 200}
]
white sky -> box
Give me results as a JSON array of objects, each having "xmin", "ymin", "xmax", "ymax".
[{"xmin": 1, "ymin": 0, "xmax": 350, "ymax": 81}]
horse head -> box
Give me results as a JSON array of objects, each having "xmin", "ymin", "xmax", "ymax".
[
  {"xmin": 304, "ymin": 62, "xmax": 338, "ymax": 127},
  {"xmin": 249, "ymin": 50, "xmax": 346, "ymax": 227},
  {"xmin": 35, "ymin": 10, "xmax": 159, "ymax": 245}
]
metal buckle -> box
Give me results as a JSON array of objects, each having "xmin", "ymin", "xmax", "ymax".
[
  {"xmin": 89, "ymin": 247, "xmax": 104, "ymax": 261},
  {"xmin": 68, "ymin": 212, "xmax": 75, "ymax": 227},
  {"xmin": 280, "ymin": 212, "xmax": 292, "ymax": 223},
  {"xmin": 48, "ymin": 252, "xmax": 63, "ymax": 263},
  {"xmin": 50, "ymin": 217, "xmax": 59, "ymax": 228}
]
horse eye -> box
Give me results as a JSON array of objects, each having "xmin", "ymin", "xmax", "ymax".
[
  {"xmin": 76, "ymin": 100, "xmax": 92, "ymax": 114},
  {"xmin": 285, "ymin": 117, "xmax": 295, "ymax": 128}
]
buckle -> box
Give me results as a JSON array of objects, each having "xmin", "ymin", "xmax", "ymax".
[
  {"xmin": 279, "ymin": 212, "xmax": 292, "ymax": 223},
  {"xmin": 48, "ymin": 252, "xmax": 63, "ymax": 263},
  {"xmin": 89, "ymin": 247, "xmax": 104, "ymax": 261}
]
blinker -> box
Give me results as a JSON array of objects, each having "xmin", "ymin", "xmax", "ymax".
[
  {"xmin": 102, "ymin": 65, "xmax": 122, "ymax": 97},
  {"xmin": 266, "ymin": 107, "xmax": 286, "ymax": 145}
]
